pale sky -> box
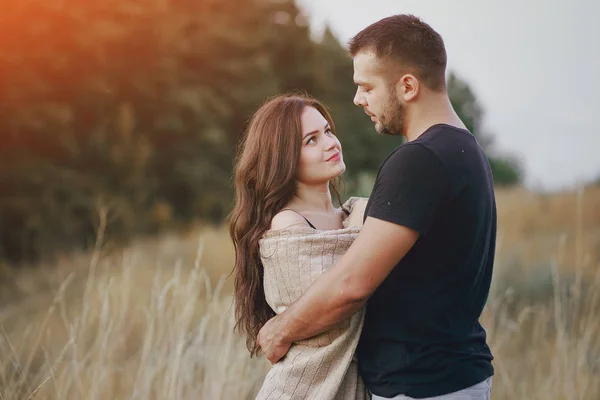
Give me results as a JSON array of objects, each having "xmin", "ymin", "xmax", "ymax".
[{"xmin": 296, "ymin": 0, "xmax": 600, "ymax": 191}]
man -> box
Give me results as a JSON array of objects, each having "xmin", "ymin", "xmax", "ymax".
[{"xmin": 257, "ymin": 14, "xmax": 496, "ymax": 399}]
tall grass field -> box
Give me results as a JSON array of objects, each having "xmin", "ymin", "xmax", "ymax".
[{"xmin": 1, "ymin": 186, "xmax": 599, "ymax": 399}]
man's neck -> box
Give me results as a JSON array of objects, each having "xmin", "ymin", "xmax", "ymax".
[{"xmin": 404, "ymin": 94, "xmax": 467, "ymax": 142}]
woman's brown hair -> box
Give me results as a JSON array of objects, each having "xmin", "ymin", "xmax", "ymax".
[{"xmin": 228, "ymin": 93, "xmax": 344, "ymax": 356}]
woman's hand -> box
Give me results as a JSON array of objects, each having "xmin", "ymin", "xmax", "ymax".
[{"xmin": 345, "ymin": 197, "xmax": 369, "ymax": 228}]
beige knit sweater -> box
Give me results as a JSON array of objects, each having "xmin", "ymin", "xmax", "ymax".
[{"xmin": 255, "ymin": 198, "xmax": 370, "ymax": 400}]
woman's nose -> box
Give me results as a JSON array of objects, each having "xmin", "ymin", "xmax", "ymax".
[{"xmin": 324, "ymin": 134, "xmax": 337, "ymax": 150}]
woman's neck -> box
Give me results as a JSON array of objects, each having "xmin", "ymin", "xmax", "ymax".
[{"xmin": 291, "ymin": 182, "xmax": 335, "ymax": 212}]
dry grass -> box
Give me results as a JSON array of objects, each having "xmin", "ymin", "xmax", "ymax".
[
  {"xmin": 494, "ymin": 185, "xmax": 600, "ymax": 270},
  {"xmin": 1, "ymin": 186, "xmax": 599, "ymax": 399},
  {"xmin": 0, "ymin": 217, "xmax": 267, "ymax": 399},
  {"xmin": 483, "ymin": 185, "xmax": 600, "ymax": 399}
]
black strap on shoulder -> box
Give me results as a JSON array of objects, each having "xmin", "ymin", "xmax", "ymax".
[{"xmin": 280, "ymin": 209, "xmax": 317, "ymax": 229}]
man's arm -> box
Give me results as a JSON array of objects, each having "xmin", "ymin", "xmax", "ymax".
[
  {"xmin": 257, "ymin": 143, "xmax": 450, "ymax": 363},
  {"xmin": 257, "ymin": 215, "xmax": 419, "ymax": 362}
]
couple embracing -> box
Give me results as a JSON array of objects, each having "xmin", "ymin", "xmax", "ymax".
[{"xmin": 229, "ymin": 14, "xmax": 496, "ymax": 400}]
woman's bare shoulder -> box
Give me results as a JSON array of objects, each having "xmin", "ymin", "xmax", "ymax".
[{"xmin": 269, "ymin": 210, "xmax": 312, "ymax": 231}]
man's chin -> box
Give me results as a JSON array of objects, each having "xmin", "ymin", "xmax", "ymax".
[{"xmin": 375, "ymin": 123, "xmax": 396, "ymax": 136}]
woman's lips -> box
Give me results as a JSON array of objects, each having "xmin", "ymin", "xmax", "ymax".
[{"xmin": 327, "ymin": 153, "xmax": 341, "ymax": 162}]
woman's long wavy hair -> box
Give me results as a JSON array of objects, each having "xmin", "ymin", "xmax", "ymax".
[{"xmin": 228, "ymin": 93, "xmax": 344, "ymax": 356}]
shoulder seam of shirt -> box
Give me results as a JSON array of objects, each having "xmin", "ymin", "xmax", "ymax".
[
  {"xmin": 401, "ymin": 142, "xmax": 455, "ymax": 194},
  {"xmin": 393, "ymin": 141, "xmax": 444, "ymax": 168}
]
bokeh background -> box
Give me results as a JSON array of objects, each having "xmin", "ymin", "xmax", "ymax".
[{"xmin": 0, "ymin": 0, "xmax": 598, "ymax": 399}]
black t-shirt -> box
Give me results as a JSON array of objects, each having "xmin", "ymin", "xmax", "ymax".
[{"xmin": 357, "ymin": 124, "xmax": 496, "ymax": 398}]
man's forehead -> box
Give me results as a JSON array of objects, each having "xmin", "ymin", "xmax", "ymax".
[
  {"xmin": 353, "ymin": 55, "xmax": 384, "ymax": 83},
  {"xmin": 354, "ymin": 51, "xmax": 386, "ymax": 72},
  {"xmin": 353, "ymin": 50, "xmax": 378, "ymax": 65}
]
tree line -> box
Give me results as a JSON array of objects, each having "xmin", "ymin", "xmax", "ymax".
[{"xmin": 0, "ymin": 0, "xmax": 521, "ymax": 265}]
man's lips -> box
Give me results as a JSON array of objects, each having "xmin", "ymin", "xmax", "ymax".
[{"xmin": 365, "ymin": 111, "xmax": 377, "ymax": 121}]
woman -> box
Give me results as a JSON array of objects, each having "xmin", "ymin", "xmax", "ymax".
[{"xmin": 228, "ymin": 93, "xmax": 369, "ymax": 400}]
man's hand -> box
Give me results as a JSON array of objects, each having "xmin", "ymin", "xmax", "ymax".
[{"xmin": 257, "ymin": 315, "xmax": 292, "ymax": 364}]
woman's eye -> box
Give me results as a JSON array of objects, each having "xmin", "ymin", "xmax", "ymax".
[{"xmin": 307, "ymin": 137, "xmax": 316, "ymax": 145}]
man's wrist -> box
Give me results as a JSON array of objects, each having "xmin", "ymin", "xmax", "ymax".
[{"xmin": 273, "ymin": 313, "xmax": 294, "ymax": 344}]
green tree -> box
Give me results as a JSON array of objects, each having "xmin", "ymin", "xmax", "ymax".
[
  {"xmin": 0, "ymin": 0, "xmax": 287, "ymax": 261},
  {"xmin": 0, "ymin": 0, "xmax": 524, "ymax": 265}
]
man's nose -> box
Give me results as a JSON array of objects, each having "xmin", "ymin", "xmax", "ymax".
[{"xmin": 353, "ymin": 89, "xmax": 365, "ymax": 107}]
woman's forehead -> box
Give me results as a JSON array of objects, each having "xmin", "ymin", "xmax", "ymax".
[{"xmin": 301, "ymin": 107, "xmax": 327, "ymax": 133}]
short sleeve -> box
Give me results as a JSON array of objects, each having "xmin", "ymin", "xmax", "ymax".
[{"xmin": 366, "ymin": 144, "xmax": 450, "ymax": 235}]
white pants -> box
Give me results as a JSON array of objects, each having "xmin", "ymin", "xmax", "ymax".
[{"xmin": 372, "ymin": 377, "xmax": 492, "ymax": 400}]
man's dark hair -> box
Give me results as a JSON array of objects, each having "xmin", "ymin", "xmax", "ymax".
[{"xmin": 348, "ymin": 14, "xmax": 447, "ymax": 92}]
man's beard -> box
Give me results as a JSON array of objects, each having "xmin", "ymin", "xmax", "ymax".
[{"xmin": 377, "ymin": 94, "xmax": 405, "ymax": 136}]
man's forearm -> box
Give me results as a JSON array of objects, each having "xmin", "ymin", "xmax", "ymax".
[
  {"xmin": 269, "ymin": 217, "xmax": 419, "ymax": 346},
  {"xmin": 275, "ymin": 264, "xmax": 367, "ymax": 343}
]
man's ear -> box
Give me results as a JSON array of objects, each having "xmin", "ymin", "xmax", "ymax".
[{"xmin": 397, "ymin": 74, "xmax": 419, "ymax": 102}]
